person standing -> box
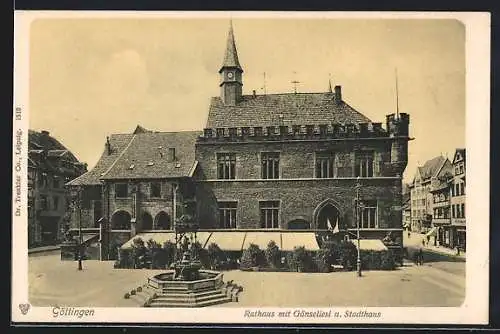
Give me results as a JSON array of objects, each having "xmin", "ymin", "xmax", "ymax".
[{"xmin": 418, "ymin": 248, "xmax": 424, "ymax": 265}]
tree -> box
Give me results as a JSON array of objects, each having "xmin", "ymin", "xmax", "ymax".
[
  {"xmin": 240, "ymin": 243, "xmax": 266, "ymax": 269},
  {"xmin": 162, "ymin": 241, "xmax": 176, "ymax": 268},
  {"xmin": 265, "ymin": 240, "xmax": 281, "ymax": 268},
  {"xmin": 130, "ymin": 238, "xmax": 147, "ymax": 269},
  {"xmin": 207, "ymin": 242, "xmax": 224, "ymax": 269}
]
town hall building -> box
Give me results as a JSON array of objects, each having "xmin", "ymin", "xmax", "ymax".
[{"xmin": 67, "ymin": 22, "xmax": 411, "ymax": 260}]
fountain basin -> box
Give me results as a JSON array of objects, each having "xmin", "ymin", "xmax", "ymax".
[{"xmin": 147, "ymin": 270, "xmax": 224, "ymax": 293}]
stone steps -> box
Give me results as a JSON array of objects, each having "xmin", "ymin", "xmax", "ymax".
[
  {"xmin": 147, "ymin": 293, "xmax": 232, "ymax": 308},
  {"xmin": 156, "ymin": 289, "xmax": 223, "ymax": 299},
  {"xmin": 153, "ymin": 291, "xmax": 228, "ymax": 303}
]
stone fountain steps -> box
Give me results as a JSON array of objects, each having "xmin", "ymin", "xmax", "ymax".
[
  {"xmin": 157, "ymin": 289, "xmax": 225, "ymax": 299},
  {"xmin": 161, "ymin": 286, "xmax": 215, "ymax": 294},
  {"xmin": 148, "ymin": 292, "xmax": 231, "ymax": 308}
]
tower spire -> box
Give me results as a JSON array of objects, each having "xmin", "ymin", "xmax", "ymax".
[
  {"xmin": 328, "ymin": 73, "xmax": 333, "ymax": 93},
  {"xmin": 219, "ymin": 20, "xmax": 243, "ymax": 106},
  {"xmin": 220, "ymin": 19, "xmax": 242, "ymax": 72}
]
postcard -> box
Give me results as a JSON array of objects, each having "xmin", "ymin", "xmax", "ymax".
[{"xmin": 12, "ymin": 10, "xmax": 490, "ymax": 325}]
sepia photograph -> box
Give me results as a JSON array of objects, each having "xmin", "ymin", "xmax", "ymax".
[{"xmin": 12, "ymin": 11, "xmax": 490, "ymax": 324}]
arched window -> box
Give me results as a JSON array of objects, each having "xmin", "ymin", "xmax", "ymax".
[
  {"xmin": 111, "ymin": 210, "xmax": 132, "ymax": 230},
  {"xmin": 141, "ymin": 211, "xmax": 153, "ymax": 230},
  {"xmin": 154, "ymin": 211, "xmax": 171, "ymax": 230}
]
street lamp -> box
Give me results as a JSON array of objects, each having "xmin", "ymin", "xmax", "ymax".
[
  {"xmin": 356, "ymin": 176, "xmax": 362, "ymax": 277},
  {"xmin": 70, "ymin": 185, "xmax": 83, "ymax": 271}
]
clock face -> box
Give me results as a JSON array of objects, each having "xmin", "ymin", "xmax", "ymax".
[{"xmin": 227, "ymin": 72, "xmax": 234, "ymax": 79}]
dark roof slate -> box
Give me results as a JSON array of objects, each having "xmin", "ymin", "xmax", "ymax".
[
  {"xmin": 205, "ymin": 93, "xmax": 372, "ymax": 128},
  {"xmin": 29, "ymin": 130, "xmax": 67, "ymax": 151},
  {"xmin": 418, "ymin": 156, "xmax": 446, "ymax": 181},
  {"xmin": 101, "ymin": 131, "xmax": 200, "ymax": 180},
  {"xmin": 67, "ymin": 133, "xmax": 134, "ymax": 186},
  {"xmin": 28, "ymin": 130, "xmax": 87, "ymax": 177}
]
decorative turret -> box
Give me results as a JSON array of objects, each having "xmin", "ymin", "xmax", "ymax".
[
  {"xmin": 386, "ymin": 113, "xmax": 410, "ymax": 175},
  {"xmin": 219, "ymin": 20, "xmax": 243, "ymax": 106}
]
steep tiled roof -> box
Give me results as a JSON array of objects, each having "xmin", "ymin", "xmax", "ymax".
[
  {"xmin": 418, "ymin": 156, "xmax": 446, "ymax": 181},
  {"xmin": 29, "ymin": 130, "xmax": 67, "ymax": 151},
  {"xmin": 67, "ymin": 133, "xmax": 134, "ymax": 186},
  {"xmin": 101, "ymin": 131, "xmax": 200, "ymax": 180},
  {"xmin": 29, "ymin": 130, "xmax": 86, "ymax": 177},
  {"xmin": 205, "ymin": 93, "xmax": 372, "ymax": 128},
  {"xmin": 68, "ymin": 130, "xmax": 201, "ymax": 185}
]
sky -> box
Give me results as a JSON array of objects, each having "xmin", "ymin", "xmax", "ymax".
[{"xmin": 28, "ymin": 17, "xmax": 465, "ymax": 183}]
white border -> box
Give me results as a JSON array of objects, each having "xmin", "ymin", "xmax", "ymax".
[{"xmin": 12, "ymin": 11, "xmax": 490, "ymax": 324}]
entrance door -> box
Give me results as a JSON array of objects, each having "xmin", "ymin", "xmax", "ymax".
[{"xmin": 316, "ymin": 204, "xmax": 341, "ymax": 230}]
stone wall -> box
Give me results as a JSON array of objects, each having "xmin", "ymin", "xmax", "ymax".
[
  {"xmin": 195, "ymin": 139, "xmax": 396, "ymax": 180},
  {"xmin": 195, "ymin": 178, "xmax": 402, "ymax": 230}
]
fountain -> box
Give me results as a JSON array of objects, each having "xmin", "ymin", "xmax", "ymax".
[{"xmin": 126, "ymin": 203, "xmax": 243, "ymax": 307}]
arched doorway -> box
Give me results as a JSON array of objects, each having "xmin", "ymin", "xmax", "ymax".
[
  {"xmin": 141, "ymin": 211, "xmax": 153, "ymax": 230},
  {"xmin": 313, "ymin": 199, "xmax": 342, "ymax": 230},
  {"xmin": 154, "ymin": 211, "xmax": 171, "ymax": 230},
  {"xmin": 287, "ymin": 219, "xmax": 310, "ymax": 230},
  {"xmin": 111, "ymin": 210, "xmax": 132, "ymax": 230}
]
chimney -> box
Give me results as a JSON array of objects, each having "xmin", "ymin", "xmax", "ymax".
[
  {"xmin": 106, "ymin": 136, "xmax": 112, "ymax": 155},
  {"xmin": 334, "ymin": 85, "xmax": 342, "ymax": 102},
  {"xmin": 168, "ymin": 148, "xmax": 176, "ymax": 162},
  {"xmin": 41, "ymin": 130, "xmax": 49, "ymax": 136}
]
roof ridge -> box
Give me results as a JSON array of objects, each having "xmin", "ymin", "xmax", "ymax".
[{"xmin": 100, "ymin": 134, "xmax": 137, "ymax": 179}]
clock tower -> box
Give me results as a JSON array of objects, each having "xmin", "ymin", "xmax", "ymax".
[{"xmin": 219, "ymin": 21, "xmax": 243, "ymax": 106}]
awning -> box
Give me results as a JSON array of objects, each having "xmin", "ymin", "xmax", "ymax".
[
  {"xmin": 120, "ymin": 232, "xmax": 176, "ymax": 249},
  {"xmin": 204, "ymin": 232, "xmax": 246, "ymax": 251},
  {"xmin": 243, "ymin": 232, "xmax": 282, "ymax": 250},
  {"xmin": 354, "ymin": 239, "xmax": 388, "ymax": 251},
  {"xmin": 119, "ymin": 231, "xmax": 321, "ymax": 252},
  {"xmin": 426, "ymin": 227, "xmax": 438, "ymax": 237},
  {"xmin": 281, "ymin": 232, "xmax": 319, "ymax": 251}
]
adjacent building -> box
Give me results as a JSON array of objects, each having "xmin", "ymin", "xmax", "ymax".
[
  {"xmin": 408, "ymin": 149, "xmax": 466, "ymax": 251},
  {"xmin": 409, "ymin": 156, "xmax": 452, "ymax": 233},
  {"xmin": 28, "ymin": 130, "xmax": 87, "ymax": 247},
  {"xmin": 447, "ymin": 148, "xmax": 466, "ymax": 250},
  {"xmin": 67, "ymin": 22, "xmax": 411, "ymax": 260}
]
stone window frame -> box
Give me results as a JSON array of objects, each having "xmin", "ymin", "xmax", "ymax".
[
  {"xmin": 52, "ymin": 195, "xmax": 59, "ymax": 211},
  {"xmin": 359, "ymin": 199, "xmax": 378, "ymax": 229},
  {"xmin": 259, "ymin": 200, "xmax": 280, "ymax": 229},
  {"xmin": 354, "ymin": 150, "xmax": 375, "ymax": 178},
  {"xmin": 114, "ymin": 183, "xmax": 129, "ymax": 199},
  {"xmin": 216, "ymin": 152, "xmax": 236, "ymax": 180},
  {"xmin": 149, "ymin": 181, "xmax": 162, "ymax": 199},
  {"xmin": 39, "ymin": 194, "xmax": 48, "ymax": 211},
  {"xmin": 218, "ymin": 201, "xmax": 238, "ymax": 229},
  {"xmin": 314, "ymin": 151, "xmax": 336, "ymax": 179},
  {"xmin": 260, "ymin": 151, "xmax": 280, "ymax": 180}
]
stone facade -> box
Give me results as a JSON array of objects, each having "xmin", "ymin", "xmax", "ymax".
[{"xmin": 195, "ymin": 137, "xmax": 405, "ymax": 242}]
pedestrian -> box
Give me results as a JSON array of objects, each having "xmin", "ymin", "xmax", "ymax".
[
  {"xmin": 418, "ymin": 248, "xmax": 424, "ymax": 265},
  {"xmin": 456, "ymin": 245, "xmax": 461, "ymax": 256},
  {"xmin": 408, "ymin": 231, "xmax": 411, "ymax": 238},
  {"xmin": 422, "ymin": 239, "xmax": 425, "ymax": 247},
  {"xmin": 426, "ymin": 235, "xmax": 430, "ymax": 245}
]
